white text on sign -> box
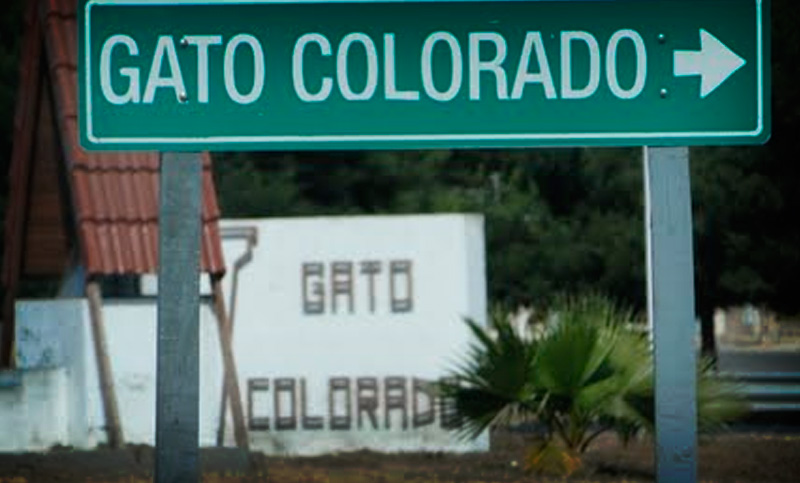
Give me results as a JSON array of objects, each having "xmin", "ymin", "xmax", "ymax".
[{"xmin": 98, "ymin": 29, "xmax": 648, "ymax": 105}]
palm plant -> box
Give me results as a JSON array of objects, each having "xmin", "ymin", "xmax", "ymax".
[{"xmin": 441, "ymin": 294, "xmax": 744, "ymax": 475}]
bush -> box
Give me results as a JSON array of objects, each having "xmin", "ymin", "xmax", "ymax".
[{"xmin": 441, "ymin": 294, "xmax": 745, "ymax": 475}]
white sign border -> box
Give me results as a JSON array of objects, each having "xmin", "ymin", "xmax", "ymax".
[{"xmin": 83, "ymin": 0, "xmax": 765, "ymax": 146}]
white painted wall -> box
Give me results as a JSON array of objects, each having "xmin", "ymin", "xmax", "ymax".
[
  {"xmin": 15, "ymin": 300, "xmax": 99, "ymax": 448},
  {"xmin": 11, "ymin": 299, "xmax": 222, "ymax": 449},
  {"xmin": 0, "ymin": 368, "xmax": 71, "ymax": 452},
  {"xmin": 98, "ymin": 301, "xmax": 224, "ymax": 446},
  {"xmin": 4, "ymin": 214, "xmax": 488, "ymax": 455},
  {"xmin": 218, "ymin": 214, "xmax": 488, "ymax": 453}
]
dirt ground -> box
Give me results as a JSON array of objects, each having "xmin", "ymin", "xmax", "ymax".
[{"xmin": 1, "ymin": 429, "xmax": 799, "ymax": 482}]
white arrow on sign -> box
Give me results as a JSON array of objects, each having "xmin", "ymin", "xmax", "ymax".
[{"xmin": 674, "ymin": 29, "xmax": 746, "ymax": 98}]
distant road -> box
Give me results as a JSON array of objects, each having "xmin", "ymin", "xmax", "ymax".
[
  {"xmin": 718, "ymin": 350, "xmax": 800, "ymax": 373},
  {"xmin": 717, "ymin": 349, "xmax": 800, "ymax": 430}
]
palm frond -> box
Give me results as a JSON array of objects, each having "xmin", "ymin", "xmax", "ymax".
[
  {"xmin": 441, "ymin": 310, "xmax": 542, "ymax": 439},
  {"xmin": 441, "ymin": 294, "xmax": 746, "ymax": 455}
]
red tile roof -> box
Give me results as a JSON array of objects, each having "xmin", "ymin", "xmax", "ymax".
[
  {"xmin": 2, "ymin": 0, "xmax": 227, "ymax": 366},
  {"xmin": 37, "ymin": 0, "xmax": 225, "ymax": 276}
]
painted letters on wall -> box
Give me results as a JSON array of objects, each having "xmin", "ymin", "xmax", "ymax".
[{"xmin": 220, "ymin": 215, "xmax": 487, "ymax": 454}]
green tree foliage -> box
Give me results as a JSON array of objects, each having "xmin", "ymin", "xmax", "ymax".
[
  {"xmin": 0, "ymin": 0, "xmax": 798, "ymax": 340},
  {"xmin": 214, "ymin": 148, "xmax": 647, "ymax": 311},
  {"xmin": 207, "ymin": 0, "xmax": 800, "ymax": 333},
  {"xmin": 693, "ymin": 0, "xmax": 800, "ymax": 319},
  {"xmin": 688, "ymin": 0, "xmax": 800, "ymax": 343}
]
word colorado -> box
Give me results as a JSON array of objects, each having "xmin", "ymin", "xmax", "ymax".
[
  {"xmin": 98, "ymin": 29, "xmax": 647, "ymax": 105},
  {"xmin": 247, "ymin": 376, "xmax": 459, "ymax": 432}
]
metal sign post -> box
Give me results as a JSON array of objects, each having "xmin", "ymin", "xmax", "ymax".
[
  {"xmin": 644, "ymin": 146, "xmax": 698, "ymax": 482},
  {"xmin": 156, "ymin": 152, "xmax": 203, "ymax": 483}
]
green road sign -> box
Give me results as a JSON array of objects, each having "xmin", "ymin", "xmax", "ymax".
[{"xmin": 78, "ymin": 0, "xmax": 770, "ymax": 150}]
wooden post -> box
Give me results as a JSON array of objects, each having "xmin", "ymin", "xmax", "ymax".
[
  {"xmin": 86, "ymin": 280, "xmax": 125, "ymax": 448},
  {"xmin": 211, "ymin": 276, "xmax": 249, "ymax": 449}
]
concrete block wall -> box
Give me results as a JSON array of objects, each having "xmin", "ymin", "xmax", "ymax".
[{"xmin": 0, "ymin": 368, "xmax": 69, "ymax": 452}]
